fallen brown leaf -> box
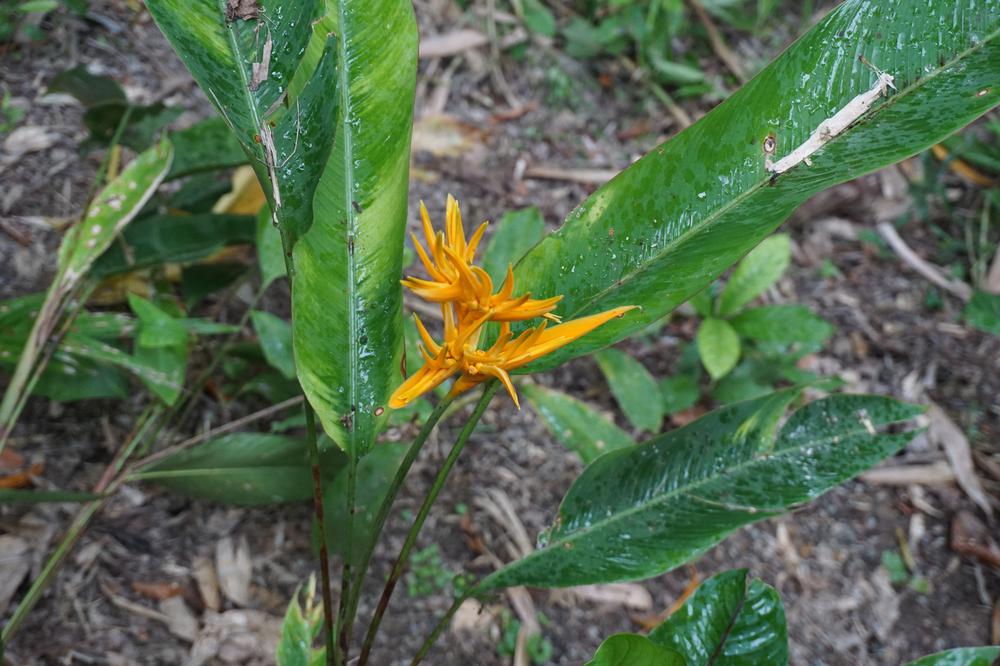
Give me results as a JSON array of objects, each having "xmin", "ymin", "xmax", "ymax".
[
  {"xmin": 189, "ymin": 609, "xmax": 281, "ymax": 666},
  {"xmin": 0, "ymin": 462, "xmax": 43, "ymax": 489},
  {"xmin": 411, "ymin": 114, "xmax": 487, "ymax": 160},
  {"xmin": 132, "ymin": 580, "xmax": 183, "ymax": 601},
  {"xmin": 0, "ymin": 535, "xmax": 31, "ymax": 616},
  {"xmin": 159, "ymin": 596, "xmax": 200, "ymax": 642},
  {"xmin": 193, "ymin": 555, "xmax": 222, "ymax": 612}
]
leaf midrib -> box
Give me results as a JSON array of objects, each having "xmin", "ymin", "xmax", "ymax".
[
  {"xmin": 562, "ymin": 23, "xmax": 1000, "ymax": 320},
  {"xmin": 505, "ymin": 416, "xmax": 903, "ymax": 570},
  {"xmin": 331, "ymin": 0, "xmax": 361, "ymax": 453}
]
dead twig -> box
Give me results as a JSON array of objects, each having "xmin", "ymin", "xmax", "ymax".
[
  {"xmin": 876, "ymin": 223, "xmax": 973, "ymax": 301},
  {"xmin": 688, "ymin": 0, "xmax": 748, "ymax": 83}
]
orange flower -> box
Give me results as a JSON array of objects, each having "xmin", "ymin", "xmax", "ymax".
[
  {"xmin": 402, "ymin": 195, "xmax": 560, "ymax": 322},
  {"xmin": 389, "ymin": 195, "xmax": 637, "ymax": 410}
]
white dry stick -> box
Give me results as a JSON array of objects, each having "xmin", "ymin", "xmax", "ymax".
[
  {"xmin": 767, "ymin": 66, "xmax": 896, "ymax": 175},
  {"xmin": 877, "ymin": 222, "xmax": 974, "ymax": 301}
]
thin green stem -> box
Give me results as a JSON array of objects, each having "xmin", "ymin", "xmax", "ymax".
[
  {"xmin": 333, "ymin": 452, "xmax": 357, "ymax": 666},
  {"xmin": 411, "ymin": 586, "xmax": 479, "ymax": 665},
  {"xmin": 356, "ymin": 382, "xmax": 498, "ymax": 666},
  {"xmin": 304, "ymin": 403, "xmax": 336, "ymax": 666},
  {"xmin": 342, "ymin": 396, "xmax": 455, "ymax": 643}
]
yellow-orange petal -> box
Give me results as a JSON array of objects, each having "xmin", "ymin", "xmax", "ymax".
[
  {"xmin": 506, "ymin": 306, "xmax": 637, "ymax": 370},
  {"xmin": 389, "ymin": 360, "xmax": 459, "ymax": 408}
]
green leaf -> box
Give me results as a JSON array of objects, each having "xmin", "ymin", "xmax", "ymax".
[
  {"xmin": 145, "ymin": 0, "xmax": 337, "ymax": 249},
  {"xmin": 476, "ymin": 392, "xmax": 921, "ymax": 591},
  {"xmin": 251, "ymin": 310, "xmax": 295, "ymax": 379},
  {"xmin": 291, "ymin": 0, "xmax": 417, "ymax": 456},
  {"xmin": 729, "ymin": 305, "xmax": 833, "ymax": 346},
  {"xmin": 277, "ymin": 578, "xmax": 322, "ymax": 666},
  {"xmin": 482, "ymin": 207, "xmax": 546, "ymax": 285},
  {"xmin": 128, "ymin": 293, "xmax": 188, "ymax": 348},
  {"xmin": 0, "ymin": 489, "xmax": 102, "ymax": 504},
  {"xmin": 323, "ymin": 442, "xmax": 407, "ymax": 563},
  {"xmin": 594, "ymin": 349, "xmax": 663, "ymax": 432},
  {"xmin": 59, "ymin": 138, "xmax": 173, "ymax": 278},
  {"xmin": 93, "ymin": 213, "xmax": 255, "ymax": 276},
  {"xmin": 696, "ymin": 318, "xmax": 741, "ymax": 380},
  {"xmin": 659, "ymin": 374, "xmax": 700, "ymax": 416},
  {"xmin": 718, "ymin": 234, "xmax": 790, "ymax": 316},
  {"xmin": 965, "ymin": 290, "xmax": 1000, "ymax": 336},
  {"xmin": 134, "ymin": 343, "xmax": 188, "ymax": 405},
  {"xmin": 904, "ymin": 647, "xmax": 1000, "ymax": 666},
  {"xmin": 523, "ymin": 383, "xmax": 634, "ymax": 464},
  {"xmin": 30, "ymin": 356, "xmax": 130, "ymax": 402},
  {"xmin": 257, "ymin": 205, "xmax": 286, "ymax": 287},
  {"xmin": 141, "ymin": 433, "xmax": 341, "ymax": 505},
  {"xmin": 48, "ymin": 64, "xmax": 126, "ymax": 109},
  {"xmin": 17, "ymin": 0, "xmax": 59, "ymax": 13},
  {"xmin": 510, "ymin": 1, "xmax": 1000, "ymax": 371},
  {"xmin": 166, "ymin": 117, "xmax": 247, "ymax": 180},
  {"xmin": 521, "ymin": 0, "xmax": 557, "ymax": 37},
  {"xmin": 648, "ymin": 569, "xmax": 787, "ymax": 665},
  {"xmin": 586, "ymin": 634, "xmax": 685, "ymax": 666}
]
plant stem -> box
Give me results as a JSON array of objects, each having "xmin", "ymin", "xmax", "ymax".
[
  {"xmin": 356, "ymin": 382, "xmax": 498, "ymax": 666},
  {"xmin": 303, "ymin": 402, "xmax": 336, "ymax": 666},
  {"xmin": 411, "ymin": 587, "xmax": 478, "ymax": 665},
  {"xmin": 333, "ymin": 450, "xmax": 357, "ymax": 666},
  {"xmin": 341, "ymin": 396, "xmax": 455, "ymax": 646}
]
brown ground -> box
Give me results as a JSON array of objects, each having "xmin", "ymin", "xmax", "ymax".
[{"xmin": 1, "ymin": 1, "xmax": 998, "ymax": 665}]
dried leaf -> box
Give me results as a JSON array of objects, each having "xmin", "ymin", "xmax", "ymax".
[
  {"xmin": 193, "ymin": 555, "xmax": 222, "ymax": 612},
  {"xmin": 215, "ymin": 536, "xmax": 252, "ymax": 607},
  {"xmin": 0, "ymin": 535, "xmax": 31, "ymax": 616},
  {"xmin": 159, "ymin": 595, "xmax": 200, "ymax": 642},
  {"xmin": 411, "ymin": 114, "xmax": 486, "ymax": 159},
  {"xmin": 951, "ymin": 510, "xmax": 1000, "ymax": 569},
  {"xmin": 189, "ymin": 609, "xmax": 281, "ymax": 666},
  {"xmin": 224, "ymin": 0, "xmax": 258, "ymax": 22},
  {"xmin": 929, "ymin": 403, "xmax": 993, "ymax": 518},
  {"xmin": 1, "ymin": 126, "xmax": 58, "ymax": 163},
  {"xmin": 132, "ymin": 580, "xmax": 183, "ymax": 601},
  {"xmin": 524, "ymin": 166, "xmax": 618, "ymax": 185}
]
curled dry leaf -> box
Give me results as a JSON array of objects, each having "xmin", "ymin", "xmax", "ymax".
[
  {"xmin": 193, "ymin": 555, "xmax": 222, "ymax": 612},
  {"xmin": 159, "ymin": 595, "xmax": 199, "ymax": 642}
]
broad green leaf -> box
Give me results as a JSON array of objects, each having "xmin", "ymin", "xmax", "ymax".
[
  {"xmin": 182, "ymin": 264, "xmax": 247, "ymax": 308},
  {"xmin": 166, "ymin": 117, "xmax": 246, "ymax": 180},
  {"xmin": 594, "ymin": 349, "xmax": 663, "ymax": 432},
  {"xmin": 965, "ymin": 290, "xmax": 1000, "ymax": 336},
  {"xmin": 905, "ymin": 647, "xmax": 1000, "ymax": 666},
  {"xmin": 145, "ymin": 0, "xmax": 337, "ymax": 249},
  {"xmin": 711, "ymin": 359, "xmax": 775, "ymax": 404},
  {"xmin": 659, "ymin": 374, "xmax": 700, "ymax": 416},
  {"xmin": 585, "ymin": 634, "xmax": 685, "ymax": 666},
  {"xmin": 476, "ymin": 392, "xmax": 921, "ymax": 591},
  {"xmin": 482, "ymin": 207, "xmax": 546, "ymax": 285},
  {"xmin": 134, "ymin": 343, "xmax": 188, "ymax": 406},
  {"xmin": 0, "ymin": 489, "xmax": 102, "ymax": 504},
  {"xmin": 128, "ymin": 294, "xmax": 187, "ymax": 348},
  {"xmin": 140, "ymin": 433, "xmax": 340, "ymax": 505},
  {"xmin": 30, "ymin": 356, "xmax": 130, "ymax": 402},
  {"xmin": 93, "ymin": 213, "xmax": 255, "ymax": 276},
  {"xmin": 523, "ymin": 383, "xmax": 634, "ymax": 464},
  {"xmin": 718, "ymin": 234, "xmax": 790, "ymax": 316},
  {"xmin": 729, "ymin": 305, "xmax": 833, "ymax": 346},
  {"xmin": 251, "ymin": 310, "xmax": 295, "ymax": 379},
  {"xmin": 696, "ymin": 318, "xmax": 741, "ymax": 380},
  {"xmin": 323, "ymin": 442, "xmax": 408, "ymax": 562},
  {"xmin": 648, "ymin": 569, "xmax": 787, "ymax": 665},
  {"xmin": 48, "ymin": 64, "xmax": 126, "ymax": 108},
  {"xmin": 292, "ymin": 0, "xmax": 417, "ymax": 456},
  {"xmin": 510, "ymin": 0, "xmax": 1000, "ymax": 371}
]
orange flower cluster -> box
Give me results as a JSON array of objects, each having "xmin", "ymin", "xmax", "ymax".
[{"xmin": 389, "ymin": 196, "xmax": 634, "ymax": 409}]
